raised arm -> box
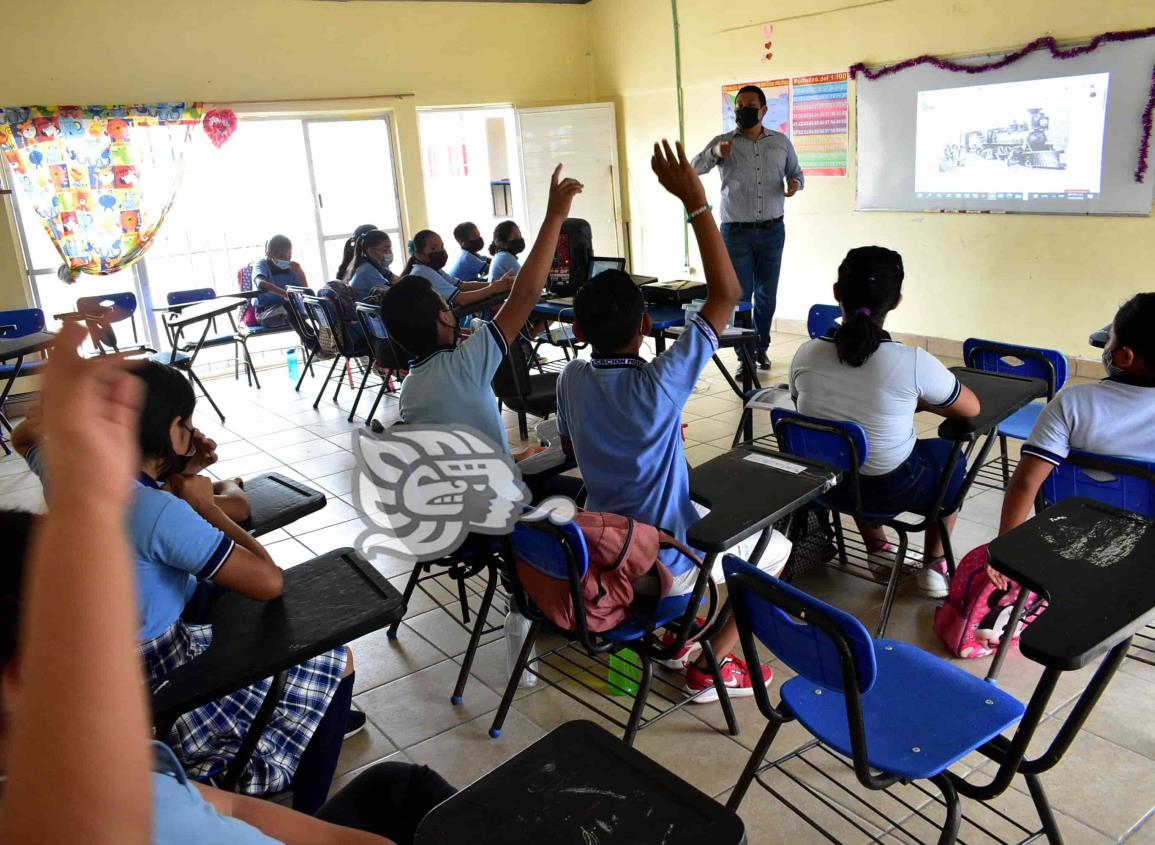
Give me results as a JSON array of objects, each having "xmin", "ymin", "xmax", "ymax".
[
  {"xmin": 0, "ymin": 322, "xmax": 152, "ymax": 845},
  {"xmin": 652, "ymin": 140, "xmax": 740, "ymax": 335},
  {"xmin": 493, "ymin": 164, "xmax": 583, "ymax": 344}
]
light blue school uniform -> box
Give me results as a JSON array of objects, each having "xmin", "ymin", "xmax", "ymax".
[
  {"xmin": 408, "ymin": 263, "xmax": 461, "ymax": 302},
  {"xmin": 556, "ymin": 314, "xmax": 720, "ymax": 576},
  {"xmin": 251, "ymin": 258, "xmax": 297, "ymax": 310},
  {"xmin": 1023, "ymin": 374, "xmax": 1155, "ymax": 466},
  {"xmin": 152, "ymin": 742, "xmax": 282, "ymax": 844},
  {"xmin": 488, "ymin": 250, "xmax": 520, "ymax": 283},
  {"xmin": 398, "ymin": 321, "xmax": 510, "ymax": 453},
  {"xmin": 348, "ymin": 260, "xmax": 393, "ymax": 302},
  {"xmin": 451, "ymin": 250, "xmax": 489, "ymax": 282}
]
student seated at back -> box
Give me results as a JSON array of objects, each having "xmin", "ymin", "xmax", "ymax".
[
  {"xmin": 987, "ymin": 292, "xmax": 1155, "ymax": 585},
  {"xmin": 344, "ymin": 228, "xmax": 396, "ymax": 302},
  {"xmin": 402, "ymin": 229, "xmax": 513, "ymax": 310},
  {"xmin": 558, "ymin": 140, "xmax": 773, "ymax": 702},
  {"xmin": 252, "ymin": 234, "xmax": 307, "ymax": 328},
  {"xmin": 487, "ymin": 220, "xmax": 525, "ymax": 283},
  {"xmin": 789, "ymin": 246, "xmax": 980, "ymax": 598},
  {"xmin": 450, "ymin": 221, "xmax": 491, "ymax": 282},
  {"xmin": 381, "ymin": 167, "xmax": 582, "ymax": 462},
  {"xmin": 336, "ymin": 222, "xmax": 379, "ymax": 281}
]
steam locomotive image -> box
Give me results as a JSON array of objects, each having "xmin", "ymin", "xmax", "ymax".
[{"xmin": 940, "ymin": 108, "xmax": 1066, "ymax": 170}]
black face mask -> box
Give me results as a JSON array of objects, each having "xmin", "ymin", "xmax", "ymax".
[
  {"xmin": 507, "ymin": 238, "xmax": 526, "ymax": 255},
  {"xmin": 735, "ymin": 106, "xmax": 762, "ymax": 130},
  {"xmin": 464, "ymin": 236, "xmax": 485, "ymax": 254},
  {"xmin": 427, "ymin": 250, "xmax": 449, "ymax": 270}
]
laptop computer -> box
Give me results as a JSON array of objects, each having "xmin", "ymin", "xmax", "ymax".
[{"xmin": 589, "ymin": 256, "xmax": 626, "ymax": 280}]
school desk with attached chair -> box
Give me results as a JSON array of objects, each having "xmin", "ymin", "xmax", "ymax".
[
  {"xmin": 0, "ymin": 309, "xmax": 54, "ymax": 455},
  {"xmin": 240, "ymin": 471, "xmax": 328, "ymax": 538}
]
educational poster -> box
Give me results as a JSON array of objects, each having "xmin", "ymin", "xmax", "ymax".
[
  {"xmin": 722, "ymin": 78, "xmax": 791, "ymax": 135},
  {"xmin": 790, "ymin": 72, "xmax": 850, "ymax": 176}
]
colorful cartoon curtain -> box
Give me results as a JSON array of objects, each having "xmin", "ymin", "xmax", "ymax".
[{"xmin": 0, "ymin": 103, "xmax": 203, "ymax": 280}]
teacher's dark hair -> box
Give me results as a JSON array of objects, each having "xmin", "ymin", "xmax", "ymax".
[
  {"xmin": 833, "ymin": 246, "xmax": 904, "ymax": 368},
  {"xmin": 737, "ymin": 85, "xmax": 767, "ymax": 107}
]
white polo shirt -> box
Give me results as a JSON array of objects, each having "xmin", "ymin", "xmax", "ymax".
[
  {"xmin": 1023, "ymin": 375, "xmax": 1155, "ymax": 465},
  {"xmin": 790, "ymin": 335, "xmax": 962, "ymax": 475}
]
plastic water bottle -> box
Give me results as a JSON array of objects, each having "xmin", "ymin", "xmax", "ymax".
[
  {"xmin": 504, "ymin": 596, "xmax": 538, "ymax": 689},
  {"xmin": 608, "ymin": 648, "xmax": 641, "ymax": 697},
  {"xmin": 286, "ymin": 347, "xmax": 300, "ymax": 383}
]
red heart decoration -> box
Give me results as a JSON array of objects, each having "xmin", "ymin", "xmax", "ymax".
[{"xmin": 202, "ymin": 109, "xmax": 237, "ymax": 148}]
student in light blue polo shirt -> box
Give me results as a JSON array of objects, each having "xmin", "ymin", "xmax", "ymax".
[
  {"xmin": 487, "ymin": 220, "xmax": 525, "ymax": 283},
  {"xmin": 382, "ymin": 167, "xmax": 583, "ymax": 458},
  {"xmin": 557, "ymin": 140, "xmax": 768, "ymax": 704},
  {"xmin": 343, "ymin": 229, "xmax": 395, "ymax": 302},
  {"xmin": 252, "ymin": 234, "xmax": 307, "ymax": 328},
  {"xmin": 402, "ymin": 229, "xmax": 513, "ymax": 310},
  {"xmin": 450, "ymin": 221, "xmax": 491, "ymax": 282}
]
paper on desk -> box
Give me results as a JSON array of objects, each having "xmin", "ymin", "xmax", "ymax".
[{"xmin": 743, "ymin": 453, "xmax": 806, "ymax": 474}]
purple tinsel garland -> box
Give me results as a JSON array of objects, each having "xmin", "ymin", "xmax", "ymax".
[{"xmin": 849, "ymin": 27, "xmax": 1155, "ymax": 183}]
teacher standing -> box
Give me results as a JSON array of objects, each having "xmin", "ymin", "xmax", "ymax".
[{"xmin": 693, "ymin": 84, "xmax": 804, "ymax": 371}]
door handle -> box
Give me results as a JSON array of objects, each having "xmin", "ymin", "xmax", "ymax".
[{"xmin": 317, "ymin": 193, "xmax": 324, "ymax": 209}]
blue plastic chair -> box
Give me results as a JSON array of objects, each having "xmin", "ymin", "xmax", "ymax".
[
  {"xmin": 0, "ymin": 308, "xmax": 50, "ymax": 450},
  {"xmin": 771, "ymin": 408, "xmax": 966, "ymax": 636},
  {"xmin": 964, "ymin": 338, "xmax": 1068, "ymax": 488},
  {"xmin": 161, "ymin": 286, "xmax": 260, "ymax": 387},
  {"xmin": 1042, "ymin": 450, "xmax": 1155, "ymax": 518},
  {"xmin": 722, "ymin": 556, "xmax": 1024, "ymax": 844},
  {"xmin": 807, "ymin": 303, "xmax": 842, "ymax": 339},
  {"xmin": 350, "ymin": 302, "xmax": 401, "ymax": 424},
  {"xmin": 166, "ymin": 287, "xmax": 216, "ymax": 307},
  {"xmin": 489, "ymin": 517, "xmax": 731, "ymax": 746},
  {"xmin": 302, "ymin": 295, "xmax": 369, "ymax": 411},
  {"xmin": 73, "ymin": 291, "xmax": 154, "ymax": 356}
]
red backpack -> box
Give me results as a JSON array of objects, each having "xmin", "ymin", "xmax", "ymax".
[
  {"xmin": 515, "ymin": 512, "xmax": 702, "ymax": 633},
  {"xmin": 237, "ymin": 264, "xmax": 260, "ymax": 327},
  {"xmin": 933, "ymin": 544, "xmax": 1047, "ymax": 659}
]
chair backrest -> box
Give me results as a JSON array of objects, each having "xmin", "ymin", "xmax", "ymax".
[
  {"xmin": 771, "ymin": 408, "xmax": 869, "ymax": 475},
  {"xmin": 303, "ymin": 294, "xmax": 357, "ymax": 357},
  {"xmin": 75, "ymin": 291, "xmax": 137, "ymax": 323},
  {"xmin": 963, "ymin": 338, "xmax": 1068, "ymax": 400},
  {"xmin": 807, "ymin": 304, "xmax": 842, "ymax": 339},
  {"xmin": 0, "ymin": 308, "xmax": 46, "ymax": 338},
  {"xmin": 512, "ymin": 519, "xmax": 590, "ymax": 582},
  {"xmin": 492, "ymin": 329, "xmax": 532, "ymax": 401},
  {"xmin": 284, "ymin": 287, "xmax": 318, "ymax": 350},
  {"xmin": 166, "ymin": 287, "xmax": 216, "ymax": 307},
  {"xmin": 1042, "ymin": 449, "xmax": 1155, "ymax": 518},
  {"xmin": 355, "ymin": 301, "xmax": 388, "ymax": 342},
  {"xmin": 724, "ymin": 556, "xmax": 876, "ymax": 694}
]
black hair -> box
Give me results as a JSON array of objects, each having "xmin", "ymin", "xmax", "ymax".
[
  {"xmin": 488, "ymin": 220, "xmax": 519, "ymax": 257},
  {"xmin": 130, "ymin": 360, "xmax": 196, "ymax": 478},
  {"xmin": 380, "ymin": 276, "xmax": 448, "ymax": 360},
  {"xmin": 736, "ymin": 84, "xmax": 767, "ymax": 108},
  {"xmin": 1112, "ymin": 291, "xmax": 1155, "ymax": 368},
  {"xmin": 343, "ymin": 229, "xmax": 391, "ymax": 281},
  {"xmin": 573, "ymin": 270, "xmax": 646, "ymax": 353},
  {"xmin": 0, "ymin": 511, "xmax": 33, "ymax": 680},
  {"xmin": 453, "ymin": 221, "xmax": 478, "ymax": 245},
  {"xmin": 337, "ymin": 223, "xmax": 379, "ymax": 280},
  {"xmin": 403, "ymin": 230, "xmax": 439, "ymax": 276},
  {"xmin": 832, "ymin": 246, "xmax": 905, "ymax": 368},
  {"xmin": 265, "ymin": 234, "xmax": 292, "ymax": 256}
]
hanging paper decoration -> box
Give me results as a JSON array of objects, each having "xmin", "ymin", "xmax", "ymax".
[
  {"xmin": 0, "ymin": 102, "xmax": 202, "ymax": 279},
  {"xmin": 203, "ymin": 109, "xmax": 238, "ymax": 148}
]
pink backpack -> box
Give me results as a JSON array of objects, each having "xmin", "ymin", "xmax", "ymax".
[
  {"xmin": 933, "ymin": 544, "xmax": 1047, "ymax": 659},
  {"xmin": 237, "ymin": 265, "xmax": 260, "ymax": 327},
  {"xmin": 515, "ymin": 512, "xmax": 701, "ymax": 633}
]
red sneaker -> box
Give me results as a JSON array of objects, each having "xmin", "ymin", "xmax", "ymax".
[
  {"xmin": 654, "ymin": 618, "xmax": 706, "ymax": 670},
  {"xmin": 685, "ymin": 655, "xmax": 771, "ymax": 703}
]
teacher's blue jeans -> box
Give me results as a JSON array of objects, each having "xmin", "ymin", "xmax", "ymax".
[{"xmin": 721, "ymin": 221, "xmax": 786, "ymax": 354}]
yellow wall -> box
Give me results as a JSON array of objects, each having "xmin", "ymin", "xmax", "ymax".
[
  {"xmin": 589, "ymin": 0, "xmax": 1155, "ymax": 354},
  {"xmin": 0, "ymin": 0, "xmax": 593, "ymax": 306}
]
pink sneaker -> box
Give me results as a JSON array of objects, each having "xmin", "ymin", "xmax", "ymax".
[{"xmin": 685, "ymin": 655, "xmax": 771, "ymax": 703}]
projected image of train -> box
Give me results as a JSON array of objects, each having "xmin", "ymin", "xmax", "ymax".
[{"xmin": 939, "ymin": 108, "xmax": 1066, "ymax": 171}]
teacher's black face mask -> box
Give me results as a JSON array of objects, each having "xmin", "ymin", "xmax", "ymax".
[{"xmin": 735, "ymin": 107, "xmax": 762, "ymax": 130}]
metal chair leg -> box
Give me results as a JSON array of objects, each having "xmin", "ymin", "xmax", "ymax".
[
  {"xmin": 726, "ymin": 720, "xmax": 782, "ymax": 811},
  {"xmin": 296, "ymin": 348, "xmax": 316, "ymax": 392},
  {"xmin": 490, "ymin": 619, "xmax": 541, "ymax": 738},
  {"xmin": 622, "ymin": 655, "xmax": 654, "ymax": 747},
  {"xmin": 699, "ymin": 641, "xmax": 739, "ymax": 736},
  {"xmin": 314, "ymin": 357, "xmax": 340, "ymax": 409},
  {"xmin": 875, "ymin": 531, "xmax": 908, "ymax": 637},
  {"xmin": 365, "ymin": 381, "xmax": 387, "ymax": 425},
  {"xmin": 517, "ymin": 411, "xmax": 528, "ymax": 441},
  {"xmin": 931, "ymin": 772, "xmax": 962, "ymax": 845},
  {"xmin": 348, "ymin": 364, "xmax": 373, "ymax": 422},
  {"xmin": 218, "ymin": 670, "xmax": 288, "ymax": 792},
  {"xmin": 999, "ymin": 434, "xmax": 1011, "ymax": 488},
  {"xmin": 387, "ymin": 561, "xmax": 424, "ymax": 638},
  {"xmin": 188, "ymin": 369, "xmax": 225, "ymax": 423},
  {"xmin": 1024, "ymin": 772, "xmax": 1064, "ymax": 844},
  {"xmin": 452, "ymin": 561, "xmax": 499, "ymax": 705},
  {"xmin": 241, "ymin": 338, "xmax": 261, "ymax": 389}
]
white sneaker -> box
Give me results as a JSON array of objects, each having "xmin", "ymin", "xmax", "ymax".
[
  {"xmin": 865, "ymin": 542, "xmax": 921, "ymax": 580},
  {"xmin": 918, "ymin": 559, "xmax": 951, "ymax": 598}
]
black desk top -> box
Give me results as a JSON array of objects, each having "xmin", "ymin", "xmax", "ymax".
[
  {"xmin": 1089, "ymin": 327, "xmax": 1109, "ymax": 349},
  {"xmin": 243, "ymin": 472, "xmax": 327, "ymax": 537},
  {"xmin": 168, "ymin": 296, "xmax": 247, "ymax": 328},
  {"xmin": 0, "ymin": 331, "xmax": 55, "ymax": 361},
  {"xmin": 414, "ymin": 720, "xmax": 746, "ymax": 845},
  {"xmin": 688, "ymin": 446, "xmax": 838, "ymax": 553},
  {"xmin": 151, "ymin": 548, "xmax": 402, "ymax": 721},
  {"xmin": 989, "ymin": 498, "xmax": 1155, "ymax": 670},
  {"xmin": 938, "ymin": 368, "xmax": 1047, "ymax": 442},
  {"xmin": 664, "ymin": 324, "xmax": 757, "ymax": 349}
]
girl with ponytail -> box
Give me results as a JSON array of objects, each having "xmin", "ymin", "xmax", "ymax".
[
  {"xmin": 789, "ymin": 245, "xmax": 980, "ymax": 599},
  {"xmin": 336, "ymin": 223, "xmax": 378, "ymax": 282},
  {"xmin": 344, "ymin": 228, "xmax": 394, "ymax": 302}
]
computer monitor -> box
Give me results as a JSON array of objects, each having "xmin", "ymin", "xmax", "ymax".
[{"xmin": 588, "ymin": 256, "xmax": 626, "ymax": 281}]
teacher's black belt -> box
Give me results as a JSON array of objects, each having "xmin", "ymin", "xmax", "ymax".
[{"xmin": 728, "ymin": 217, "xmax": 783, "ymax": 229}]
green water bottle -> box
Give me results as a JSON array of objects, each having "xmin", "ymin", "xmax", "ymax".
[{"xmin": 608, "ymin": 648, "xmax": 642, "ymax": 696}]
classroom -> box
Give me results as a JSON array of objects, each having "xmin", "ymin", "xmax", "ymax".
[{"xmin": 0, "ymin": 0, "xmax": 1153, "ymax": 843}]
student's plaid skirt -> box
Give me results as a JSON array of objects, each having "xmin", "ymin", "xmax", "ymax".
[{"xmin": 141, "ymin": 619, "xmax": 348, "ymax": 796}]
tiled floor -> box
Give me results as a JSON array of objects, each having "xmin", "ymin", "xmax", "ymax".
[{"xmin": 2, "ymin": 331, "xmax": 1152, "ymax": 843}]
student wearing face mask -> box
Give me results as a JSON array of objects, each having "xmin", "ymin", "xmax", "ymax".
[
  {"xmin": 403, "ymin": 229, "xmax": 514, "ymax": 309},
  {"xmin": 450, "ymin": 221, "xmax": 491, "ymax": 282},
  {"xmin": 487, "ymin": 220, "xmax": 525, "ymax": 284},
  {"xmin": 252, "ymin": 234, "xmax": 308, "ymax": 329},
  {"xmin": 344, "ymin": 229, "xmax": 396, "ymax": 302},
  {"xmin": 693, "ymin": 84, "xmax": 804, "ymax": 376}
]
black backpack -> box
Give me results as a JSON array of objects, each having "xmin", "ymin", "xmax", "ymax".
[{"xmin": 546, "ymin": 217, "xmax": 594, "ymax": 297}]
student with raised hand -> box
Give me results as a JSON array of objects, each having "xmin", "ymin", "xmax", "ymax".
[
  {"xmin": 344, "ymin": 228, "xmax": 396, "ymax": 302},
  {"xmin": 789, "ymin": 246, "xmax": 980, "ymax": 598},
  {"xmin": 450, "ymin": 221, "xmax": 491, "ymax": 282},
  {"xmin": 402, "ymin": 228, "xmax": 514, "ymax": 309},
  {"xmin": 986, "ymin": 292, "xmax": 1155, "ymax": 588},
  {"xmin": 557, "ymin": 141, "xmax": 773, "ymax": 702},
  {"xmin": 486, "ymin": 219, "xmax": 525, "ymax": 283},
  {"xmin": 381, "ymin": 165, "xmax": 582, "ymax": 458}
]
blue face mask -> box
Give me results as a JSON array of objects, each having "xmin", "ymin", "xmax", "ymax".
[{"xmin": 271, "ymin": 257, "xmax": 291, "ymax": 271}]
